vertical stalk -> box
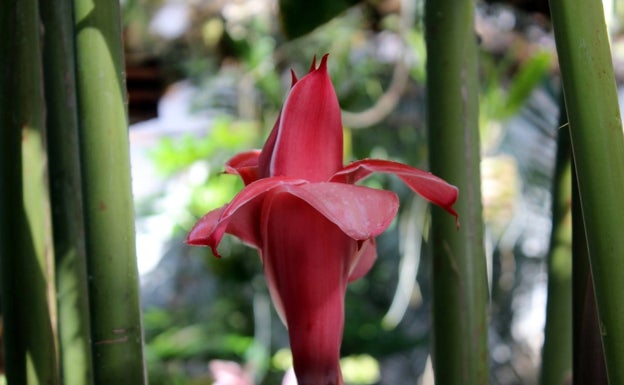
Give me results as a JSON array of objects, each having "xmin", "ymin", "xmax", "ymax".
[
  {"xmin": 0, "ymin": 1, "xmax": 60, "ymax": 384},
  {"xmin": 72, "ymin": 0, "xmax": 147, "ymax": 383},
  {"xmin": 549, "ymin": 0, "xmax": 624, "ymax": 383},
  {"xmin": 539, "ymin": 106, "xmax": 572, "ymax": 385},
  {"xmin": 40, "ymin": 1, "xmax": 95, "ymax": 384},
  {"xmin": 572, "ymin": 163, "xmax": 608, "ymax": 385},
  {"xmin": 425, "ymin": 1, "xmax": 489, "ymax": 384}
]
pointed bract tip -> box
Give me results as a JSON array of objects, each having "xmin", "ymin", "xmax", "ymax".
[
  {"xmin": 290, "ymin": 69, "xmax": 298, "ymax": 87},
  {"xmin": 186, "ymin": 232, "xmax": 222, "ymax": 258},
  {"xmin": 308, "ymin": 55, "xmax": 317, "ymax": 72},
  {"xmin": 319, "ymin": 53, "xmax": 329, "ymax": 72}
]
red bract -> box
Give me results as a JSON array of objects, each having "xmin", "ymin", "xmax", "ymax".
[{"xmin": 188, "ymin": 55, "xmax": 459, "ymax": 385}]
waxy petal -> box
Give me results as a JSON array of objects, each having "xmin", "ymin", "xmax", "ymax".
[
  {"xmin": 262, "ymin": 192, "xmax": 350, "ymax": 385},
  {"xmin": 257, "ymin": 69, "xmax": 297, "ymax": 179},
  {"xmin": 225, "ymin": 150, "xmax": 261, "ymax": 185},
  {"xmin": 187, "ymin": 203, "xmax": 262, "ymax": 256},
  {"xmin": 186, "ymin": 177, "xmax": 307, "ymax": 256},
  {"xmin": 186, "ymin": 205, "xmax": 227, "ymax": 247},
  {"xmin": 331, "ymin": 159, "xmax": 460, "ymax": 225},
  {"xmin": 348, "ymin": 238, "xmax": 377, "ymax": 282},
  {"xmin": 269, "ymin": 55, "xmax": 343, "ymax": 181},
  {"xmin": 258, "ymin": 114, "xmax": 281, "ymax": 179},
  {"xmin": 286, "ymin": 182, "xmax": 399, "ymax": 240}
]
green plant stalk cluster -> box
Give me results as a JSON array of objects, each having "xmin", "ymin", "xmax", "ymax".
[
  {"xmin": 2, "ymin": 0, "xmax": 146, "ymax": 383},
  {"xmin": 72, "ymin": 0, "xmax": 147, "ymax": 383},
  {"xmin": 549, "ymin": 0, "xmax": 624, "ymax": 383},
  {"xmin": 0, "ymin": 1, "xmax": 60, "ymax": 384},
  {"xmin": 40, "ymin": 1, "xmax": 95, "ymax": 384},
  {"xmin": 425, "ymin": 0, "xmax": 489, "ymax": 384}
]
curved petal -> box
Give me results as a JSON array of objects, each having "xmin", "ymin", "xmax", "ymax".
[
  {"xmin": 186, "ymin": 205, "xmax": 226, "ymax": 247},
  {"xmin": 258, "ymin": 114, "xmax": 280, "ymax": 179},
  {"xmin": 348, "ymin": 238, "xmax": 377, "ymax": 282},
  {"xmin": 186, "ymin": 203, "xmax": 262, "ymax": 257},
  {"xmin": 258, "ymin": 70, "xmax": 298, "ymax": 179},
  {"xmin": 269, "ymin": 55, "xmax": 344, "ymax": 182},
  {"xmin": 224, "ymin": 150, "xmax": 261, "ymax": 185},
  {"xmin": 186, "ymin": 177, "xmax": 307, "ymax": 256},
  {"xmin": 262, "ymin": 191, "xmax": 351, "ymax": 385},
  {"xmin": 285, "ymin": 182, "xmax": 399, "ymax": 240},
  {"xmin": 331, "ymin": 159, "xmax": 460, "ymax": 225}
]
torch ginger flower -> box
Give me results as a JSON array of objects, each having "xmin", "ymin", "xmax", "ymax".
[{"xmin": 187, "ymin": 55, "xmax": 458, "ymax": 385}]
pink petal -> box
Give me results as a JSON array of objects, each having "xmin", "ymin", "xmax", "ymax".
[
  {"xmin": 257, "ymin": 70, "xmax": 298, "ymax": 179},
  {"xmin": 186, "ymin": 177, "xmax": 307, "ymax": 256},
  {"xmin": 269, "ymin": 55, "xmax": 343, "ymax": 182},
  {"xmin": 186, "ymin": 205, "xmax": 227, "ymax": 249},
  {"xmin": 286, "ymin": 182, "xmax": 399, "ymax": 240},
  {"xmin": 348, "ymin": 238, "xmax": 377, "ymax": 282},
  {"xmin": 187, "ymin": 204, "xmax": 262, "ymax": 257},
  {"xmin": 224, "ymin": 150, "xmax": 261, "ymax": 185},
  {"xmin": 331, "ymin": 159, "xmax": 460, "ymax": 225},
  {"xmin": 258, "ymin": 114, "xmax": 281, "ymax": 179},
  {"xmin": 261, "ymin": 192, "xmax": 349, "ymax": 385}
]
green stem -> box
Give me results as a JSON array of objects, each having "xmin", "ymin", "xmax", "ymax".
[
  {"xmin": 425, "ymin": 1, "xmax": 489, "ymax": 384},
  {"xmin": 40, "ymin": 0, "xmax": 95, "ymax": 384},
  {"xmin": 72, "ymin": 0, "xmax": 147, "ymax": 383},
  {"xmin": 549, "ymin": 1, "xmax": 624, "ymax": 383},
  {"xmin": 0, "ymin": 1, "xmax": 60, "ymax": 384},
  {"xmin": 539, "ymin": 102, "xmax": 572, "ymax": 385},
  {"xmin": 572, "ymin": 161, "xmax": 608, "ymax": 384}
]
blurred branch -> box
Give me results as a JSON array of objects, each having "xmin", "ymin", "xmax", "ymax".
[
  {"xmin": 539, "ymin": 99, "xmax": 572, "ymax": 385},
  {"xmin": 341, "ymin": 0, "xmax": 414, "ymax": 129}
]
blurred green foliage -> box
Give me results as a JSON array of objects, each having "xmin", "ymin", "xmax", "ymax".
[
  {"xmin": 150, "ymin": 117, "xmax": 258, "ymax": 175},
  {"xmin": 127, "ymin": 1, "xmax": 557, "ymax": 384}
]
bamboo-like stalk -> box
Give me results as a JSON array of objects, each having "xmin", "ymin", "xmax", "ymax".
[
  {"xmin": 572, "ymin": 163, "xmax": 608, "ymax": 384},
  {"xmin": 40, "ymin": 1, "xmax": 95, "ymax": 384},
  {"xmin": 0, "ymin": 1, "xmax": 60, "ymax": 384},
  {"xmin": 539, "ymin": 110, "xmax": 572, "ymax": 385},
  {"xmin": 72, "ymin": 0, "xmax": 147, "ymax": 383},
  {"xmin": 424, "ymin": 1, "xmax": 489, "ymax": 384},
  {"xmin": 549, "ymin": 1, "xmax": 624, "ymax": 383}
]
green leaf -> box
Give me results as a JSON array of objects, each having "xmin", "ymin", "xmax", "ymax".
[
  {"xmin": 278, "ymin": 0, "xmax": 362, "ymax": 39},
  {"xmin": 502, "ymin": 50, "xmax": 552, "ymax": 117}
]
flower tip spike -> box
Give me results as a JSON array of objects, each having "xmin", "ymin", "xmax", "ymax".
[
  {"xmin": 319, "ymin": 53, "xmax": 330, "ymax": 72},
  {"xmin": 290, "ymin": 69, "xmax": 298, "ymax": 87},
  {"xmin": 309, "ymin": 55, "xmax": 317, "ymax": 72}
]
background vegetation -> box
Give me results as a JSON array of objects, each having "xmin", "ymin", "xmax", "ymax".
[{"xmin": 2, "ymin": 0, "xmax": 624, "ymax": 384}]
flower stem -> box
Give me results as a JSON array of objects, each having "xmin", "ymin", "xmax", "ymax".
[
  {"xmin": 549, "ymin": 0, "xmax": 624, "ymax": 382},
  {"xmin": 72, "ymin": 0, "xmax": 147, "ymax": 382},
  {"xmin": 40, "ymin": 0, "xmax": 95, "ymax": 384},
  {"xmin": 0, "ymin": 1, "xmax": 60, "ymax": 384},
  {"xmin": 425, "ymin": 1, "xmax": 489, "ymax": 384}
]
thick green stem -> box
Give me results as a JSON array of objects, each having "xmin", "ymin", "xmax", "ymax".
[
  {"xmin": 40, "ymin": 1, "xmax": 95, "ymax": 384},
  {"xmin": 0, "ymin": 1, "xmax": 60, "ymax": 384},
  {"xmin": 572, "ymin": 162, "xmax": 608, "ymax": 385},
  {"xmin": 540, "ymin": 105, "xmax": 572, "ymax": 385},
  {"xmin": 549, "ymin": 1, "xmax": 624, "ymax": 383},
  {"xmin": 425, "ymin": 1, "xmax": 489, "ymax": 384},
  {"xmin": 72, "ymin": 0, "xmax": 147, "ymax": 383}
]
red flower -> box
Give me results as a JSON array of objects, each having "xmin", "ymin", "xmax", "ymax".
[{"xmin": 188, "ymin": 55, "xmax": 458, "ymax": 385}]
